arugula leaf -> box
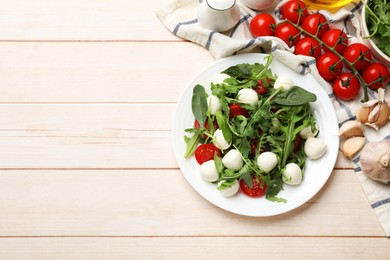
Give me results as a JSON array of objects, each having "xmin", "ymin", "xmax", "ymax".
[
  {"xmin": 192, "ymin": 84, "xmax": 208, "ymax": 127},
  {"xmin": 184, "ymin": 133, "xmax": 200, "ymax": 158},
  {"xmin": 273, "ymin": 86, "xmax": 317, "ymax": 106},
  {"xmin": 215, "ymin": 111, "xmax": 232, "ymax": 144}
]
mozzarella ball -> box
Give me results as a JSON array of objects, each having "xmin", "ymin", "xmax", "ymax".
[
  {"xmin": 218, "ymin": 180, "xmax": 239, "ymax": 197},
  {"xmin": 238, "ymin": 88, "xmax": 259, "ymax": 106},
  {"xmin": 282, "ymin": 163, "xmax": 302, "ymax": 185},
  {"xmin": 257, "ymin": 152, "xmax": 278, "ymax": 172},
  {"xmin": 207, "ymin": 95, "xmax": 221, "ymax": 115},
  {"xmin": 304, "ymin": 137, "xmax": 327, "ymax": 159},
  {"xmin": 214, "ymin": 73, "xmax": 230, "ymax": 84},
  {"xmin": 300, "ymin": 125, "xmax": 318, "ymax": 139},
  {"xmin": 199, "ymin": 160, "xmax": 219, "ymax": 182},
  {"xmin": 222, "ymin": 149, "xmax": 243, "ymax": 171},
  {"xmin": 213, "ymin": 129, "xmax": 231, "ymax": 150},
  {"xmin": 274, "ymin": 76, "xmax": 294, "ymax": 91}
]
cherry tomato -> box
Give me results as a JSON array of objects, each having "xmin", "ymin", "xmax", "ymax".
[
  {"xmin": 316, "ymin": 53, "xmax": 343, "ymax": 81},
  {"xmin": 281, "ymin": 0, "xmax": 308, "ymax": 25},
  {"xmin": 275, "ymin": 22, "xmax": 301, "ymax": 47},
  {"xmin": 362, "ymin": 63, "xmax": 390, "ymax": 90},
  {"xmin": 302, "ymin": 13, "xmax": 329, "ymax": 39},
  {"xmin": 294, "ymin": 37, "xmax": 321, "ymax": 59},
  {"xmin": 343, "ymin": 43, "xmax": 372, "ymax": 71},
  {"xmin": 321, "ymin": 29, "xmax": 348, "ymax": 55},
  {"xmin": 229, "ymin": 104, "xmax": 249, "ymax": 119},
  {"xmin": 250, "ymin": 13, "xmax": 276, "ymax": 37},
  {"xmin": 194, "ymin": 144, "xmax": 221, "ymax": 165},
  {"xmin": 333, "ymin": 73, "xmax": 360, "ymax": 101},
  {"xmin": 254, "ymin": 78, "xmax": 270, "ymax": 94},
  {"xmin": 239, "ymin": 176, "xmax": 267, "ymax": 198}
]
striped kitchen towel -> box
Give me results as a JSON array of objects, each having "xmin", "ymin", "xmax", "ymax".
[{"xmin": 157, "ymin": 0, "xmax": 390, "ymax": 236}]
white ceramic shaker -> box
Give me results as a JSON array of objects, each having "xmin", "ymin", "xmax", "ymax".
[{"xmin": 197, "ymin": 0, "xmax": 241, "ymax": 32}]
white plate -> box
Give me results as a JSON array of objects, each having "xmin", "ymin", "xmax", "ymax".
[{"xmin": 172, "ymin": 53, "xmax": 339, "ymax": 217}]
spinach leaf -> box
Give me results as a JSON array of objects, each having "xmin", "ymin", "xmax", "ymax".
[
  {"xmin": 215, "ymin": 111, "xmax": 232, "ymax": 144},
  {"xmin": 184, "ymin": 133, "xmax": 200, "ymax": 158},
  {"xmin": 273, "ymin": 86, "xmax": 317, "ymax": 106},
  {"xmin": 192, "ymin": 84, "xmax": 208, "ymax": 127},
  {"xmin": 222, "ymin": 64, "xmax": 252, "ymax": 79}
]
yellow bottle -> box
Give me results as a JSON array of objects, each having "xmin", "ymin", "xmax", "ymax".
[{"xmin": 303, "ymin": 0, "xmax": 357, "ymax": 12}]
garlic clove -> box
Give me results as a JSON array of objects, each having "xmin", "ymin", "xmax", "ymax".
[
  {"xmin": 360, "ymin": 140, "xmax": 390, "ymax": 184},
  {"xmin": 338, "ymin": 120, "xmax": 364, "ymax": 139},
  {"xmin": 304, "ymin": 137, "xmax": 327, "ymax": 160},
  {"xmin": 341, "ymin": 136, "xmax": 366, "ymax": 160}
]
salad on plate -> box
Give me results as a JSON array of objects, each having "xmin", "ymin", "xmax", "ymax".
[{"xmin": 183, "ymin": 54, "xmax": 328, "ymax": 203}]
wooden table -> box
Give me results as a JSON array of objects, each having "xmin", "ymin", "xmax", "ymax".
[{"xmin": 0, "ymin": 1, "xmax": 388, "ymax": 258}]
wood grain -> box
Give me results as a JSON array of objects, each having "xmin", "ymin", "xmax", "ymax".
[{"xmin": 0, "ymin": 170, "xmax": 383, "ymax": 237}]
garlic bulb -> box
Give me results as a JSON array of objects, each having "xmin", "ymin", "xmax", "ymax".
[
  {"xmin": 356, "ymin": 88, "xmax": 390, "ymax": 130},
  {"xmin": 304, "ymin": 137, "xmax": 327, "ymax": 159},
  {"xmin": 360, "ymin": 140, "xmax": 390, "ymax": 184}
]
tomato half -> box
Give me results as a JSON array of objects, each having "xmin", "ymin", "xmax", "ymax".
[
  {"xmin": 250, "ymin": 13, "xmax": 276, "ymax": 37},
  {"xmin": 362, "ymin": 63, "xmax": 390, "ymax": 90},
  {"xmin": 321, "ymin": 29, "xmax": 348, "ymax": 55},
  {"xmin": 229, "ymin": 104, "xmax": 249, "ymax": 119},
  {"xmin": 194, "ymin": 144, "xmax": 221, "ymax": 165},
  {"xmin": 281, "ymin": 0, "xmax": 308, "ymax": 25},
  {"xmin": 333, "ymin": 73, "xmax": 360, "ymax": 101},
  {"xmin": 343, "ymin": 43, "xmax": 372, "ymax": 71},
  {"xmin": 275, "ymin": 22, "xmax": 301, "ymax": 47},
  {"xmin": 302, "ymin": 13, "xmax": 329, "ymax": 39},
  {"xmin": 316, "ymin": 52, "xmax": 343, "ymax": 81},
  {"xmin": 239, "ymin": 176, "xmax": 267, "ymax": 198},
  {"xmin": 294, "ymin": 37, "xmax": 321, "ymax": 59},
  {"xmin": 254, "ymin": 78, "xmax": 271, "ymax": 95}
]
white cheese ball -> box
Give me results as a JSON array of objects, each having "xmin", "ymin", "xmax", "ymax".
[
  {"xmin": 222, "ymin": 149, "xmax": 243, "ymax": 171},
  {"xmin": 299, "ymin": 125, "xmax": 318, "ymax": 139},
  {"xmin": 213, "ymin": 129, "xmax": 231, "ymax": 150},
  {"xmin": 199, "ymin": 160, "xmax": 219, "ymax": 182},
  {"xmin": 237, "ymin": 88, "xmax": 259, "ymax": 106},
  {"xmin": 274, "ymin": 76, "xmax": 294, "ymax": 91},
  {"xmin": 304, "ymin": 137, "xmax": 327, "ymax": 159},
  {"xmin": 257, "ymin": 152, "xmax": 278, "ymax": 173},
  {"xmin": 218, "ymin": 180, "xmax": 240, "ymax": 197},
  {"xmin": 207, "ymin": 95, "xmax": 221, "ymax": 115},
  {"xmin": 282, "ymin": 163, "xmax": 302, "ymax": 185}
]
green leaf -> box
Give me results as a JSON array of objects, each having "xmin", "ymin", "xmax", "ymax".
[
  {"xmin": 222, "ymin": 64, "xmax": 252, "ymax": 79},
  {"xmin": 266, "ymin": 196, "xmax": 287, "ymax": 203},
  {"xmin": 273, "ymin": 86, "xmax": 317, "ymax": 106},
  {"xmin": 183, "ymin": 133, "xmax": 200, "ymax": 158},
  {"xmin": 192, "ymin": 84, "xmax": 208, "ymax": 127},
  {"xmin": 240, "ymin": 172, "xmax": 253, "ymax": 188},
  {"xmin": 215, "ymin": 111, "xmax": 232, "ymax": 144}
]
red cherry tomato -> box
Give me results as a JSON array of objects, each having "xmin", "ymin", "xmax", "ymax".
[
  {"xmin": 302, "ymin": 13, "xmax": 329, "ymax": 39},
  {"xmin": 343, "ymin": 43, "xmax": 372, "ymax": 71},
  {"xmin": 275, "ymin": 22, "xmax": 301, "ymax": 47},
  {"xmin": 239, "ymin": 176, "xmax": 267, "ymax": 198},
  {"xmin": 254, "ymin": 78, "xmax": 271, "ymax": 95},
  {"xmin": 362, "ymin": 63, "xmax": 390, "ymax": 90},
  {"xmin": 250, "ymin": 13, "xmax": 276, "ymax": 37},
  {"xmin": 316, "ymin": 52, "xmax": 343, "ymax": 81},
  {"xmin": 194, "ymin": 144, "xmax": 221, "ymax": 165},
  {"xmin": 321, "ymin": 29, "xmax": 348, "ymax": 54},
  {"xmin": 333, "ymin": 73, "xmax": 360, "ymax": 101},
  {"xmin": 281, "ymin": 0, "xmax": 308, "ymax": 25},
  {"xmin": 229, "ymin": 104, "xmax": 249, "ymax": 119},
  {"xmin": 294, "ymin": 37, "xmax": 321, "ymax": 59}
]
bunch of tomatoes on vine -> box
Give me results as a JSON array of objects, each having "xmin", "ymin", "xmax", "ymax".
[{"xmin": 249, "ymin": 0, "xmax": 389, "ymax": 102}]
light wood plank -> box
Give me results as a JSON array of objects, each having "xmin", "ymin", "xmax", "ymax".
[
  {"xmin": 0, "ymin": 170, "xmax": 383, "ymax": 236},
  {"xmin": 0, "ymin": 237, "xmax": 389, "ymax": 259},
  {"xmin": 0, "ymin": 0, "xmax": 177, "ymax": 41},
  {"xmin": 0, "ymin": 104, "xmax": 350, "ymax": 169},
  {"xmin": 0, "ymin": 42, "xmax": 213, "ymax": 103}
]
